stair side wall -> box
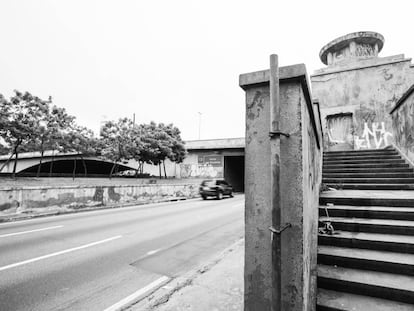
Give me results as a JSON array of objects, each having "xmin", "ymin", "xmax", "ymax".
[{"xmin": 391, "ymin": 86, "xmax": 414, "ymax": 165}]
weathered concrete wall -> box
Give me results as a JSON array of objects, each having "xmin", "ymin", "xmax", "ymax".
[
  {"xmin": 0, "ymin": 183, "xmax": 200, "ymax": 216},
  {"xmin": 391, "ymin": 85, "xmax": 414, "ymax": 164},
  {"xmin": 302, "ymin": 88, "xmax": 322, "ymax": 310},
  {"xmin": 240, "ymin": 61, "xmax": 321, "ymax": 310},
  {"xmin": 243, "ymin": 83, "xmax": 272, "ymax": 310},
  {"xmin": 312, "ymin": 55, "xmax": 414, "ymax": 150}
]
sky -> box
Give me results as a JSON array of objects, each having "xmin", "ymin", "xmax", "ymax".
[{"xmin": 0, "ymin": 0, "xmax": 413, "ymax": 141}]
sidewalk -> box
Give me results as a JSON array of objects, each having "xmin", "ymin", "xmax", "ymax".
[{"xmin": 130, "ymin": 239, "xmax": 244, "ymax": 311}]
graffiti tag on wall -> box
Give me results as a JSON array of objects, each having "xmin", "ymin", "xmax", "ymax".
[
  {"xmin": 354, "ymin": 122, "xmax": 392, "ymax": 149},
  {"xmin": 180, "ymin": 164, "xmax": 223, "ymax": 178}
]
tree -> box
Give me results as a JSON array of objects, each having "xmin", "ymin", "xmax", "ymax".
[
  {"xmin": 0, "ymin": 91, "xmax": 52, "ymax": 178},
  {"xmin": 100, "ymin": 118, "xmax": 138, "ymax": 178},
  {"xmin": 164, "ymin": 123, "xmax": 187, "ymax": 164},
  {"xmin": 136, "ymin": 122, "xmax": 186, "ymax": 178},
  {"xmin": 98, "ymin": 119, "xmax": 186, "ymax": 179},
  {"xmin": 0, "ymin": 144, "xmax": 9, "ymax": 155},
  {"xmin": 33, "ymin": 105, "xmax": 75, "ymax": 177},
  {"xmin": 61, "ymin": 125, "xmax": 97, "ymax": 179}
]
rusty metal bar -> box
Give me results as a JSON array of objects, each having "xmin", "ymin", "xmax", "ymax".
[
  {"xmin": 269, "ymin": 54, "xmax": 282, "ymax": 311},
  {"xmin": 269, "ymin": 223, "xmax": 291, "ymax": 234}
]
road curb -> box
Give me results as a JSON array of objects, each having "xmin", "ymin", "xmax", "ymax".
[{"xmin": 127, "ymin": 238, "xmax": 244, "ymax": 311}]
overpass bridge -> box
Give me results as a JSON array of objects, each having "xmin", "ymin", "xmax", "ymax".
[{"xmin": 0, "ymin": 138, "xmax": 246, "ymax": 191}]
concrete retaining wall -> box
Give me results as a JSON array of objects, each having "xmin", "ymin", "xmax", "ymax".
[{"xmin": 0, "ymin": 183, "xmax": 200, "ymax": 216}]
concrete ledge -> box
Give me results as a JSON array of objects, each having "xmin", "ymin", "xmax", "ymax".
[
  {"xmin": 239, "ymin": 62, "xmax": 321, "ymax": 149},
  {"xmin": 312, "ymin": 55, "xmax": 411, "ymax": 77},
  {"xmin": 0, "ymin": 182, "xmax": 200, "ymax": 191},
  {"xmin": 239, "ymin": 63, "xmax": 307, "ymax": 90}
]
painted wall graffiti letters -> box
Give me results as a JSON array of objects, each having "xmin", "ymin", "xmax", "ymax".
[{"xmin": 354, "ymin": 122, "xmax": 392, "ymax": 149}]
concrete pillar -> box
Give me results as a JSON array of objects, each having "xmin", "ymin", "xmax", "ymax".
[
  {"xmin": 240, "ymin": 61, "xmax": 322, "ymax": 311},
  {"xmin": 327, "ymin": 52, "xmax": 333, "ymax": 65},
  {"xmin": 350, "ymin": 41, "xmax": 356, "ymax": 56},
  {"xmin": 374, "ymin": 43, "xmax": 379, "ymax": 56}
]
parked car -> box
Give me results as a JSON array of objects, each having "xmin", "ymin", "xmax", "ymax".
[{"xmin": 199, "ymin": 179, "xmax": 233, "ymax": 200}]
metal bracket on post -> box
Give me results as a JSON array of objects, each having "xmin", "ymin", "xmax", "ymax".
[
  {"xmin": 269, "ymin": 131, "xmax": 290, "ymax": 138},
  {"xmin": 269, "ymin": 223, "xmax": 292, "ymax": 235}
]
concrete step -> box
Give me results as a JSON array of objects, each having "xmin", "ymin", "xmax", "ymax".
[
  {"xmin": 318, "ymin": 231, "xmax": 414, "ymax": 254},
  {"xmin": 323, "ymin": 153, "xmax": 399, "ymax": 159},
  {"xmin": 323, "ymin": 172, "xmax": 414, "ymax": 179},
  {"xmin": 325, "ymin": 183, "xmax": 414, "ymax": 190},
  {"xmin": 323, "ymin": 163, "xmax": 410, "ymax": 169},
  {"xmin": 317, "ymin": 265, "xmax": 414, "ymax": 304},
  {"xmin": 324, "ymin": 150, "xmax": 399, "ymax": 156},
  {"xmin": 324, "ymin": 149, "xmax": 397, "ymax": 155},
  {"xmin": 317, "ymin": 289, "xmax": 414, "ymax": 311},
  {"xmin": 319, "ymin": 217, "xmax": 414, "ymax": 235},
  {"xmin": 320, "ymin": 195, "xmax": 414, "ymax": 207},
  {"xmin": 323, "ymin": 177, "xmax": 414, "ymax": 184},
  {"xmin": 323, "ymin": 159, "xmax": 406, "ymax": 165},
  {"xmin": 319, "ymin": 205, "xmax": 414, "ymax": 221},
  {"xmin": 324, "ymin": 154, "xmax": 401, "ymax": 161},
  {"xmin": 323, "ymin": 167, "xmax": 414, "ymax": 174},
  {"xmin": 318, "ymin": 246, "xmax": 414, "ymax": 276}
]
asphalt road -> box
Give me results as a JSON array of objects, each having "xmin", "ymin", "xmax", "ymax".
[{"xmin": 0, "ymin": 195, "xmax": 244, "ymax": 311}]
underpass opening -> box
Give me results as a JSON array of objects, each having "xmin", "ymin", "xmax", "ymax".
[{"xmin": 224, "ymin": 156, "xmax": 244, "ymax": 192}]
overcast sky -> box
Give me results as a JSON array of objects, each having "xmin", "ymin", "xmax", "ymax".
[{"xmin": 0, "ymin": 0, "xmax": 412, "ymax": 141}]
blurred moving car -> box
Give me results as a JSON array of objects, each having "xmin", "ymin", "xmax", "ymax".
[{"xmin": 199, "ymin": 179, "xmax": 233, "ymax": 200}]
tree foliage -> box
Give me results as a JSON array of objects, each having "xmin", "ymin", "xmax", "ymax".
[
  {"xmin": 0, "ymin": 91, "xmax": 97, "ymax": 178},
  {"xmin": 0, "ymin": 91, "xmax": 55, "ymax": 177},
  {"xmin": 99, "ymin": 119, "xmax": 187, "ymax": 178},
  {"xmin": 0, "ymin": 90, "xmax": 186, "ymax": 179}
]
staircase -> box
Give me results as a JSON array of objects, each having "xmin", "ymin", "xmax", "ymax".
[{"xmin": 317, "ymin": 148, "xmax": 414, "ymax": 310}]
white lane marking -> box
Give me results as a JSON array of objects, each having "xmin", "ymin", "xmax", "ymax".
[
  {"xmin": 0, "ymin": 235, "xmax": 122, "ymax": 272},
  {"xmin": 103, "ymin": 276, "xmax": 170, "ymax": 311},
  {"xmin": 0, "ymin": 225, "xmax": 63, "ymax": 238},
  {"xmin": 146, "ymin": 248, "xmax": 162, "ymax": 256}
]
